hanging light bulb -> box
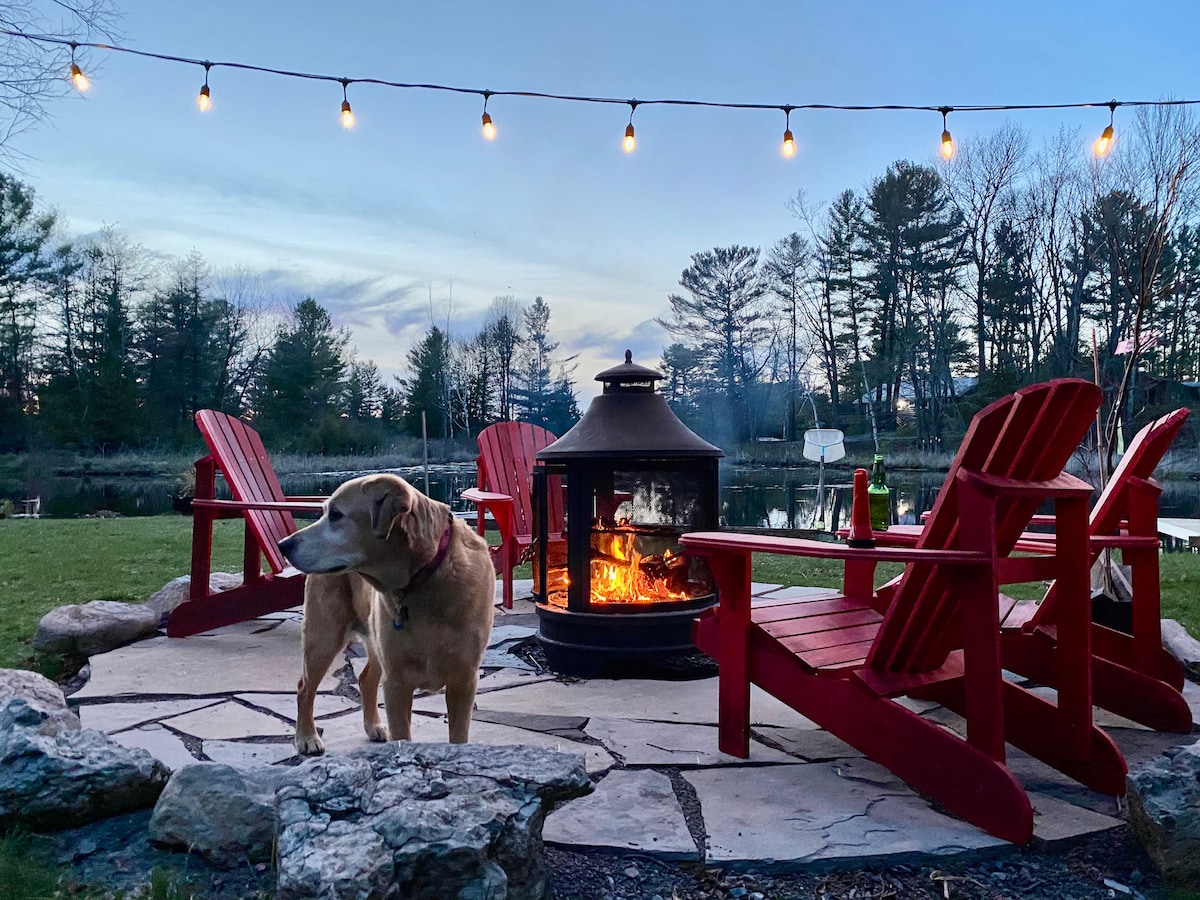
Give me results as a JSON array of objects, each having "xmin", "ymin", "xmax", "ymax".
[
  {"xmin": 1094, "ymin": 101, "xmax": 1117, "ymax": 157},
  {"xmin": 623, "ymin": 101, "xmax": 638, "ymax": 153},
  {"xmin": 481, "ymin": 92, "xmax": 495, "ymax": 140},
  {"xmin": 781, "ymin": 107, "xmax": 796, "ymax": 158},
  {"xmin": 197, "ymin": 63, "xmax": 212, "ymax": 112},
  {"xmin": 939, "ymin": 107, "xmax": 955, "ymax": 160},
  {"xmin": 69, "ymin": 44, "xmax": 89, "ymax": 92},
  {"xmin": 340, "ymin": 79, "xmax": 355, "ymax": 129}
]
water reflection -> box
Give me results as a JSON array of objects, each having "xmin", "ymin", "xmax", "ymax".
[
  {"xmin": 720, "ymin": 468, "xmax": 947, "ymax": 532},
  {"xmin": 9, "ymin": 464, "xmax": 1200, "ymax": 527}
]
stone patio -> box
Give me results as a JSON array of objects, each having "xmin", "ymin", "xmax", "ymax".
[{"xmin": 67, "ymin": 577, "xmax": 1200, "ymax": 872}]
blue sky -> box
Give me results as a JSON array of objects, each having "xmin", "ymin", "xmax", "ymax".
[{"xmin": 12, "ymin": 0, "xmax": 1200, "ymax": 402}]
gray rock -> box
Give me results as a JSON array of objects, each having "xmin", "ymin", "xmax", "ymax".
[
  {"xmin": 145, "ymin": 573, "xmax": 243, "ymax": 621},
  {"xmin": 1126, "ymin": 739, "xmax": 1200, "ymax": 886},
  {"xmin": 0, "ymin": 698, "xmax": 168, "ymax": 831},
  {"xmin": 1161, "ymin": 619, "xmax": 1200, "ymax": 682},
  {"xmin": 0, "ymin": 667, "xmax": 81, "ymax": 735},
  {"xmin": 275, "ymin": 742, "xmax": 591, "ymax": 900},
  {"xmin": 33, "ymin": 600, "xmax": 160, "ymax": 659},
  {"xmin": 149, "ymin": 762, "xmax": 296, "ymax": 866}
]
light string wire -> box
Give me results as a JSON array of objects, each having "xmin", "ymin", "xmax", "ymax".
[{"xmin": 10, "ymin": 27, "xmax": 1200, "ymax": 122}]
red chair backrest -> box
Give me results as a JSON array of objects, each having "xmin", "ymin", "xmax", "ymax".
[
  {"xmin": 476, "ymin": 422, "xmax": 561, "ymax": 538},
  {"xmin": 1089, "ymin": 408, "xmax": 1189, "ymax": 535},
  {"xmin": 871, "ymin": 379, "xmax": 1103, "ymax": 674},
  {"xmin": 195, "ymin": 409, "xmax": 295, "ymax": 574}
]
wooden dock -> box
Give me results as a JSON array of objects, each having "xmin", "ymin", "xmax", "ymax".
[{"xmin": 1157, "ymin": 517, "xmax": 1200, "ymax": 550}]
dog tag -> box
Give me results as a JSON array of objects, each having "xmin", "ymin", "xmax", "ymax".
[{"xmin": 392, "ymin": 604, "xmax": 409, "ymax": 631}]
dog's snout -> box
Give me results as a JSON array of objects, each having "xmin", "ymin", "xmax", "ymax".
[{"xmin": 279, "ymin": 534, "xmax": 299, "ymax": 563}]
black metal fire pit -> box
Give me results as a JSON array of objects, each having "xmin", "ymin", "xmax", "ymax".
[{"xmin": 532, "ymin": 351, "xmax": 723, "ymax": 676}]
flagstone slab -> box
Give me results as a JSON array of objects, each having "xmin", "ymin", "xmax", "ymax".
[
  {"xmin": 76, "ymin": 698, "xmax": 224, "ymax": 734},
  {"xmin": 488, "ymin": 625, "xmax": 536, "ymax": 646},
  {"xmin": 584, "ymin": 717, "xmax": 794, "ymax": 766},
  {"xmin": 753, "ymin": 586, "xmax": 841, "ymax": 606},
  {"xmin": 203, "ymin": 740, "xmax": 297, "ymax": 767},
  {"xmin": 1023, "ymin": 684, "xmax": 1149, "ymax": 731},
  {"xmin": 451, "ymin": 676, "xmax": 819, "ymax": 728},
  {"xmin": 73, "ymin": 621, "xmax": 338, "ymax": 699},
  {"xmin": 481, "ymin": 647, "xmax": 537, "ymax": 671},
  {"xmin": 1026, "ymin": 789, "xmax": 1124, "ymax": 843},
  {"xmin": 313, "ymin": 711, "xmax": 615, "ymax": 773},
  {"xmin": 188, "ymin": 618, "xmax": 286, "ymax": 638},
  {"xmin": 476, "ymin": 668, "xmax": 555, "ymax": 693},
  {"xmin": 110, "ymin": 724, "xmax": 198, "ymax": 772},
  {"xmin": 685, "ymin": 761, "xmax": 1007, "ymax": 868},
  {"xmin": 159, "ymin": 700, "xmax": 294, "ymax": 740},
  {"xmin": 235, "ymin": 692, "xmax": 359, "ymax": 722},
  {"xmin": 471, "ymin": 709, "xmax": 588, "ymax": 736},
  {"xmin": 750, "ymin": 582, "xmax": 784, "ymax": 596},
  {"xmin": 494, "ymin": 580, "xmax": 534, "ymax": 606},
  {"xmin": 1182, "ymin": 679, "xmax": 1200, "ymax": 725},
  {"xmin": 543, "ymin": 769, "xmax": 696, "ymax": 860},
  {"xmin": 752, "ymin": 726, "xmax": 862, "ymax": 762}
]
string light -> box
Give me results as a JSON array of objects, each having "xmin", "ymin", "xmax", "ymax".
[
  {"xmin": 939, "ymin": 107, "xmax": 955, "ymax": 160},
  {"xmin": 68, "ymin": 43, "xmax": 89, "ymax": 92},
  {"xmin": 3, "ymin": 29, "xmax": 1198, "ymax": 159},
  {"xmin": 781, "ymin": 106, "xmax": 795, "ymax": 158},
  {"xmin": 197, "ymin": 63, "xmax": 211, "ymax": 112},
  {"xmin": 623, "ymin": 101, "xmax": 638, "ymax": 153},
  {"xmin": 1095, "ymin": 100, "xmax": 1117, "ymax": 156},
  {"xmin": 340, "ymin": 79, "xmax": 354, "ymax": 129},
  {"xmin": 481, "ymin": 91, "xmax": 495, "ymax": 140}
]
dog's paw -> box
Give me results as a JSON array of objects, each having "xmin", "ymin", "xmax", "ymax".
[
  {"xmin": 365, "ymin": 723, "xmax": 390, "ymax": 742},
  {"xmin": 295, "ymin": 733, "xmax": 326, "ymax": 755}
]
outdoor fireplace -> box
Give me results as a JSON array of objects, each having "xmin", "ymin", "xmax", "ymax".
[{"xmin": 532, "ymin": 351, "xmax": 722, "ymax": 675}]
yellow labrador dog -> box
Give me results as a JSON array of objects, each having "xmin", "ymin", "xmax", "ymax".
[{"xmin": 278, "ymin": 474, "xmax": 494, "ymax": 754}]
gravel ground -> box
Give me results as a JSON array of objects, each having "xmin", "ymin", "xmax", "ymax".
[
  {"xmin": 545, "ymin": 826, "xmax": 1164, "ymax": 899},
  {"xmin": 45, "ymin": 811, "xmax": 1164, "ymax": 899}
]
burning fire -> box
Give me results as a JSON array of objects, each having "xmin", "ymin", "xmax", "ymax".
[{"xmin": 589, "ymin": 527, "xmax": 700, "ymax": 605}]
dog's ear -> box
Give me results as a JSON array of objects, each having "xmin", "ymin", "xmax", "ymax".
[{"xmin": 361, "ymin": 476, "xmax": 413, "ymax": 539}]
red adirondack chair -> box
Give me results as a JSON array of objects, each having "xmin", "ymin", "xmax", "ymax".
[
  {"xmin": 865, "ymin": 408, "xmax": 1192, "ymax": 732},
  {"xmin": 1001, "ymin": 407, "xmax": 1192, "ymax": 731},
  {"xmin": 683, "ymin": 379, "xmax": 1124, "ymax": 844},
  {"xmin": 461, "ymin": 422, "xmax": 564, "ymax": 609},
  {"xmin": 169, "ymin": 410, "xmax": 326, "ymax": 638}
]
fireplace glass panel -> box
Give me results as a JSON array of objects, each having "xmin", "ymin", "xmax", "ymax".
[{"xmin": 539, "ymin": 466, "xmax": 714, "ymax": 610}]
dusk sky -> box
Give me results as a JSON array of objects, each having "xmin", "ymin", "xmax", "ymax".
[{"xmin": 11, "ymin": 0, "xmax": 1200, "ymax": 402}]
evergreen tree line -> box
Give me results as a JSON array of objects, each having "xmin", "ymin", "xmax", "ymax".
[
  {"xmin": 0, "ymin": 182, "xmax": 580, "ymax": 453},
  {"xmin": 658, "ymin": 107, "xmax": 1200, "ymax": 464}
]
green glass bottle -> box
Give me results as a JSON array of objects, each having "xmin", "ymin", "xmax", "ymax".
[{"xmin": 868, "ymin": 454, "xmax": 890, "ymax": 531}]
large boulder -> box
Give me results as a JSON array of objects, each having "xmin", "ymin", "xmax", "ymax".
[
  {"xmin": 33, "ymin": 600, "xmax": 160, "ymax": 659},
  {"xmin": 1161, "ymin": 619, "xmax": 1200, "ymax": 682},
  {"xmin": 145, "ymin": 573, "xmax": 243, "ymax": 623},
  {"xmin": 0, "ymin": 698, "xmax": 168, "ymax": 831},
  {"xmin": 1126, "ymin": 739, "xmax": 1200, "ymax": 886},
  {"xmin": 0, "ymin": 667, "xmax": 81, "ymax": 735},
  {"xmin": 149, "ymin": 762, "xmax": 295, "ymax": 866},
  {"xmin": 275, "ymin": 742, "xmax": 592, "ymax": 900}
]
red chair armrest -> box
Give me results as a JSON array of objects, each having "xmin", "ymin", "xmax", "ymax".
[
  {"xmin": 191, "ymin": 498, "xmax": 325, "ymax": 514},
  {"xmin": 461, "ymin": 488, "xmax": 514, "ymax": 506}
]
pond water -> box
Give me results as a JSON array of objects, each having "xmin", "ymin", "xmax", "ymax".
[{"xmin": 10, "ymin": 462, "xmax": 1200, "ymax": 527}]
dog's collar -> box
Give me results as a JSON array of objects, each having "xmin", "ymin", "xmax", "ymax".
[
  {"xmin": 409, "ymin": 512, "xmax": 454, "ymax": 592},
  {"xmin": 390, "ymin": 512, "xmax": 454, "ymax": 627}
]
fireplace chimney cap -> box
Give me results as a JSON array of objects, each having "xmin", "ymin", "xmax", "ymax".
[
  {"xmin": 595, "ymin": 350, "xmax": 663, "ymax": 392},
  {"xmin": 537, "ymin": 351, "xmax": 724, "ymax": 460}
]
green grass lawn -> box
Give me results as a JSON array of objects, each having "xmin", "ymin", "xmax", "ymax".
[{"xmin": 1, "ymin": 516, "xmax": 1198, "ymax": 672}]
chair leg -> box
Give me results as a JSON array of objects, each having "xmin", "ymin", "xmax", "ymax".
[
  {"xmin": 190, "ymin": 457, "xmax": 216, "ymax": 602},
  {"xmin": 706, "ymin": 552, "xmax": 754, "ymax": 758}
]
